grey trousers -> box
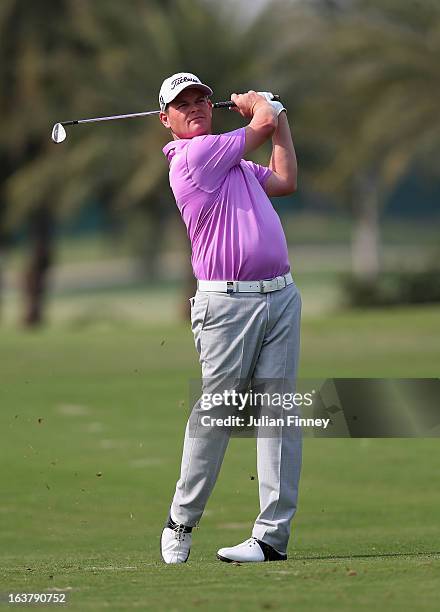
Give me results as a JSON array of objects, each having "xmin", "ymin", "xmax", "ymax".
[{"xmin": 170, "ymin": 280, "xmax": 302, "ymax": 553}]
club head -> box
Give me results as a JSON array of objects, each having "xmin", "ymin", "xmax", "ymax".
[{"xmin": 51, "ymin": 123, "xmax": 67, "ymax": 144}]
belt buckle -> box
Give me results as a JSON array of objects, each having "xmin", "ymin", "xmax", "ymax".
[
  {"xmin": 226, "ymin": 281, "xmax": 236, "ymax": 294},
  {"xmin": 261, "ymin": 279, "xmax": 275, "ymax": 293}
]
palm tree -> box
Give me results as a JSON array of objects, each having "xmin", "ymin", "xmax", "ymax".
[
  {"xmin": 0, "ymin": 0, "xmax": 118, "ymax": 324},
  {"xmin": 255, "ymin": 0, "xmax": 440, "ymax": 281}
]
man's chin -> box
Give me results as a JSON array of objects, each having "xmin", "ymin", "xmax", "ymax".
[
  {"xmin": 187, "ymin": 126, "xmax": 210, "ymax": 138},
  {"xmin": 173, "ymin": 125, "xmax": 211, "ymax": 139}
]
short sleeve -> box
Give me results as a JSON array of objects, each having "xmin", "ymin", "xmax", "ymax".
[
  {"xmin": 242, "ymin": 160, "xmax": 273, "ymax": 188},
  {"xmin": 186, "ymin": 128, "xmax": 245, "ymax": 192}
]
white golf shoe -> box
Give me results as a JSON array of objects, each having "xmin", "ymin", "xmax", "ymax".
[
  {"xmin": 217, "ymin": 537, "xmax": 287, "ymax": 563},
  {"xmin": 160, "ymin": 516, "xmax": 193, "ymax": 564}
]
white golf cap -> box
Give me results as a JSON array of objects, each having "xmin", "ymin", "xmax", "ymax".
[{"xmin": 159, "ymin": 72, "xmax": 213, "ymax": 112}]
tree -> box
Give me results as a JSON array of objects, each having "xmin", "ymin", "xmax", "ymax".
[
  {"xmin": 0, "ymin": 0, "xmax": 116, "ymax": 324},
  {"xmin": 255, "ymin": 0, "xmax": 440, "ymax": 281}
]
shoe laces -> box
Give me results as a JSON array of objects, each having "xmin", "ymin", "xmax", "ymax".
[
  {"xmin": 172, "ymin": 523, "xmax": 189, "ymax": 542},
  {"xmin": 247, "ymin": 537, "xmax": 259, "ymax": 547}
]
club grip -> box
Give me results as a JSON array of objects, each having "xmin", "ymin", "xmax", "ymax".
[{"xmin": 214, "ymin": 95, "xmax": 280, "ymax": 109}]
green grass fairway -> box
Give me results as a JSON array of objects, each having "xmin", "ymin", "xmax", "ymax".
[{"xmin": 1, "ymin": 306, "xmax": 440, "ymax": 610}]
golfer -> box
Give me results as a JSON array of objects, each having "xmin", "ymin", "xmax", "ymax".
[{"xmin": 159, "ymin": 73, "xmax": 302, "ymax": 563}]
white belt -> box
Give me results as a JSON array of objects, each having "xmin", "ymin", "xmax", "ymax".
[{"xmin": 197, "ymin": 272, "xmax": 293, "ymax": 294}]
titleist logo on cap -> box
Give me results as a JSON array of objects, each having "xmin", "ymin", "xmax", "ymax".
[{"xmin": 171, "ymin": 76, "xmax": 199, "ymax": 90}]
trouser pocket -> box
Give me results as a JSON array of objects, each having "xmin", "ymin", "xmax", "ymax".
[{"xmin": 190, "ymin": 292, "xmax": 210, "ymax": 339}]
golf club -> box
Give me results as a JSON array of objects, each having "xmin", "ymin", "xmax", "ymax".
[{"xmin": 51, "ymin": 95, "xmax": 281, "ymax": 143}]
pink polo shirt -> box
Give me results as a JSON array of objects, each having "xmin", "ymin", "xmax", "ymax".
[{"xmin": 163, "ymin": 127, "xmax": 290, "ymax": 281}]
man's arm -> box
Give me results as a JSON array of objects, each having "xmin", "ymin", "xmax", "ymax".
[
  {"xmin": 230, "ymin": 91, "xmax": 278, "ymax": 155},
  {"xmin": 230, "ymin": 92, "xmax": 297, "ymax": 196},
  {"xmin": 265, "ymin": 112, "xmax": 297, "ymax": 197}
]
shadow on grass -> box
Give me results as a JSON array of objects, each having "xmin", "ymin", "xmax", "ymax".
[{"xmin": 293, "ymin": 551, "xmax": 440, "ymax": 561}]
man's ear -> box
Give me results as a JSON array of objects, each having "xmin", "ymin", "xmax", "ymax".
[{"xmin": 159, "ymin": 111, "xmax": 170, "ymax": 128}]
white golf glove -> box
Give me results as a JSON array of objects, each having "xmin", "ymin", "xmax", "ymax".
[{"xmin": 257, "ymin": 91, "xmax": 286, "ymax": 116}]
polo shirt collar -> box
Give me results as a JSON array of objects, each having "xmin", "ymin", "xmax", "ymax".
[{"xmin": 163, "ymin": 139, "xmax": 188, "ymax": 162}]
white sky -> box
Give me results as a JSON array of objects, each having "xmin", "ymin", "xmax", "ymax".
[{"xmin": 205, "ymin": 0, "xmax": 273, "ymax": 25}]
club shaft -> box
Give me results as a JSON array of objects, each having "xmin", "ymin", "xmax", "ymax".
[
  {"xmin": 59, "ymin": 96, "xmax": 280, "ymax": 127},
  {"xmin": 61, "ymin": 110, "xmax": 159, "ymax": 126}
]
